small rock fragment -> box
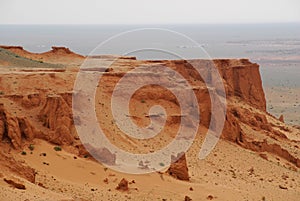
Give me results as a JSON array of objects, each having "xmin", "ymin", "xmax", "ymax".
[
  {"xmin": 103, "ymin": 178, "xmax": 108, "ymax": 184},
  {"xmin": 184, "ymin": 195, "xmax": 192, "ymax": 201},
  {"xmin": 4, "ymin": 178, "xmax": 26, "ymax": 190},
  {"xmin": 116, "ymin": 178, "xmax": 129, "ymax": 191},
  {"xmin": 279, "ymin": 185, "xmax": 288, "ymax": 190},
  {"xmin": 279, "ymin": 115, "xmax": 284, "ymax": 123}
]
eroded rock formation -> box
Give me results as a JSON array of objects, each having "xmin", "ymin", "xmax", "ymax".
[
  {"xmin": 0, "ymin": 103, "xmax": 38, "ymax": 149},
  {"xmin": 167, "ymin": 153, "xmax": 189, "ymax": 181},
  {"xmin": 38, "ymin": 95, "xmax": 74, "ymax": 145},
  {"xmin": 215, "ymin": 59, "xmax": 266, "ymax": 111}
]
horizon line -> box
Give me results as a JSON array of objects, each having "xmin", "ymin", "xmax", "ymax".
[{"xmin": 1, "ymin": 22, "xmax": 300, "ymax": 26}]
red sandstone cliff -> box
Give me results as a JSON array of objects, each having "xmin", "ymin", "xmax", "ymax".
[{"xmin": 0, "ymin": 47, "xmax": 299, "ymax": 185}]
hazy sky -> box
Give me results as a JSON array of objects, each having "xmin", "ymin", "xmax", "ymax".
[{"xmin": 0, "ymin": 0, "xmax": 300, "ymax": 24}]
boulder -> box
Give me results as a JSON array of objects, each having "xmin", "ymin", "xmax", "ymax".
[
  {"xmin": 116, "ymin": 178, "xmax": 129, "ymax": 191},
  {"xmin": 167, "ymin": 153, "xmax": 189, "ymax": 181}
]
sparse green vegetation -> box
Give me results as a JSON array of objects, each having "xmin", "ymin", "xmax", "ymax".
[
  {"xmin": 28, "ymin": 144, "xmax": 34, "ymax": 151},
  {"xmin": 54, "ymin": 146, "xmax": 62, "ymax": 151},
  {"xmin": 0, "ymin": 47, "xmax": 64, "ymax": 68},
  {"xmin": 159, "ymin": 162, "xmax": 165, "ymax": 167},
  {"xmin": 141, "ymin": 99, "xmax": 146, "ymax": 103},
  {"xmin": 21, "ymin": 151, "xmax": 27, "ymax": 155},
  {"xmin": 0, "ymin": 91, "xmax": 4, "ymax": 95}
]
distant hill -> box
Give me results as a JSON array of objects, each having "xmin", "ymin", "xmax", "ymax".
[
  {"xmin": 0, "ymin": 47, "xmax": 63, "ymax": 68},
  {"xmin": 0, "ymin": 46, "xmax": 85, "ymax": 65}
]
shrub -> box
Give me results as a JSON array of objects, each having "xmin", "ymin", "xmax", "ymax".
[
  {"xmin": 28, "ymin": 144, "xmax": 34, "ymax": 151},
  {"xmin": 21, "ymin": 151, "xmax": 27, "ymax": 155},
  {"xmin": 54, "ymin": 146, "xmax": 62, "ymax": 151}
]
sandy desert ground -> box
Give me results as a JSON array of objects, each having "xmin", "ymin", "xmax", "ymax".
[{"xmin": 0, "ymin": 46, "xmax": 299, "ymax": 201}]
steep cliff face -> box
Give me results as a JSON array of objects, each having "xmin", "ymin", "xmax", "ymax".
[
  {"xmin": 168, "ymin": 59, "xmax": 266, "ymax": 127},
  {"xmin": 38, "ymin": 95, "xmax": 75, "ymax": 145},
  {"xmin": 174, "ymin": 59, "xmax": 266, "ymax": 112},
  {"xmin": 215, "ymin": 59, "xmax": 266, "ymax": 111},
  {"xmin": 0, "ymin": 103, "xmax": 38, "ymax": 149}
]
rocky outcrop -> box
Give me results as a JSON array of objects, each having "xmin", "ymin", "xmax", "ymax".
[
  {"xmin": 4, "ymin": 178, "xmax": 26, "ymax": 190},
  {"xmin": 230, "ymin": 107, "xmax": 272, "ymax": 132},
  {"xmin": 6, "ymin": 115, "xmax": 22, "ymax": 149},
  {"xmin": 214, "ymin": 59, "xmax": 266, "ymax": 111},
  {"xmin": 44, "ymin": 47, "xmax": 85, "ymax": 59},
  {"xmin": 242, "ymin": 139, "xmax": 300, "ymax": 168},
  {"xmin": 183, "ymin": 59, "xmax": 266, "ymax": 111},
  {"xmin": 50, "ymin": 47, "xmax": 74, "ymax": 54},
  {"xmin": 1, "ymin": 93, "xmax": 76, "ymax": 149},
  {"xmin": 21, "ymin": 93, "xmax": 42, "ymax": 108},
  {"xmin": 225, "ymin": 105, "xmax": 300, "ymax": 168},
  {"xmin": 221, "ymin": 111, "xmax": 242, "ymax": 142},
  {"xmin": 164, "ymin": 59, "xmax": 300, "ymax": 170},
  {"xmin": 167, "ymin": 153, "xmax": 189, "ymax": 181},
  {"xmin": 279, "ymin": 115, "xmax": 284, "ymax": 123},
  {"xmin": 116, "ymin": 178, "xmax": 129, "ymax": 191},
  {"xmin": 5, "ymin": 94, "xmax": 42, "ymax": 109},
  {"xmin": 38, "ymin": 95, "xmax": 74, "ymax": 145},
  {"xmin": 0, "ymin": 46, "xmax": 24, "ymax": 50},
  {"xmin": 0, "ymin": 151, "xmax": 36, "ymax": 183},
  {"xmin": 184, "ymin": 196, "xmax": 192, "ymax": 201},
  {"xmin": 0, "ymin": 103, "xmax": 38, "ymax": 149},
  {"xmin": 38, "ymin": 95, "xmax": 69, "ymax": 129}
]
